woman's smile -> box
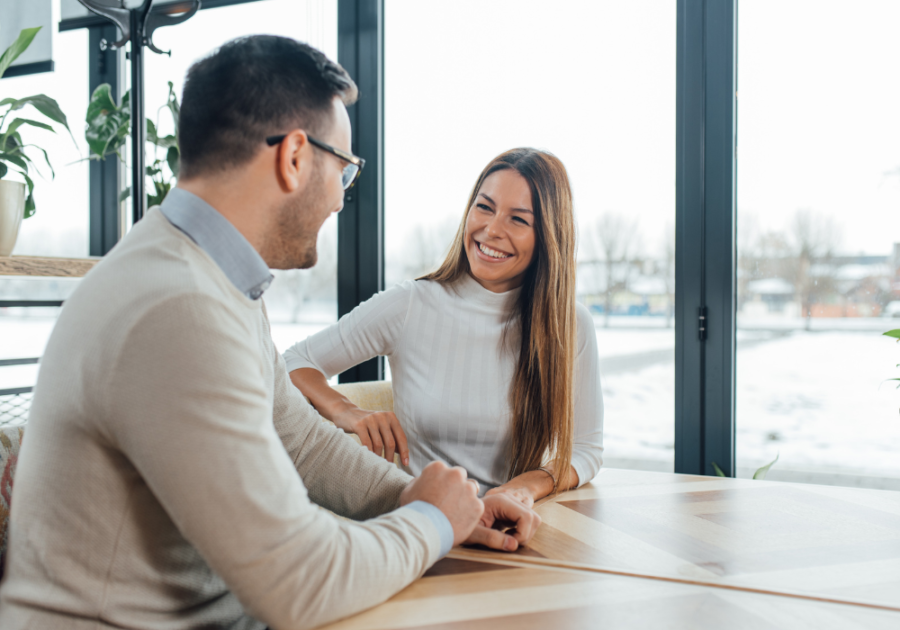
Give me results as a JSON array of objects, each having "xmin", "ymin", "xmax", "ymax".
[{"xmin": 474, "ymin": 240, "xmax": 513, "ymax": 261}]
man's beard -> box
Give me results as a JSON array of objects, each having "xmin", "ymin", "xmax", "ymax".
[{"xmin": 264, "ymin": 169, "xmax": 328, "ymax": 270}]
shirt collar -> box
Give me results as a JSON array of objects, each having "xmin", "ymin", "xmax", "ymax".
[{"xmin": 159, "ymin": 188, "xmax": 274, "ymax": 300}]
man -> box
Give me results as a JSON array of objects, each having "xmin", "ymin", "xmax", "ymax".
[{"xmin": 0, "ymin": 36, "xmax": 540, "ymax": 629}]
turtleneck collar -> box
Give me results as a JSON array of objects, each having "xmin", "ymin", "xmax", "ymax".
[{"xmin": 453, "ymin": 271, "xmax": 523, "ymax": 313}]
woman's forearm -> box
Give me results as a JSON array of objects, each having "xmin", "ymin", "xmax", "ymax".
[
  {"xmin": 289, "ymin": 368, "xmax": 357, "ymax": 421},
  {"xmin": 493, "ymin": 465, "xmax": 580, "ymax": 503}
]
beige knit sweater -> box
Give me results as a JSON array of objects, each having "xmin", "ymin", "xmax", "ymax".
[{"xmin": 0, "ymin": 210, "xmax": 441, "ymax": 629}]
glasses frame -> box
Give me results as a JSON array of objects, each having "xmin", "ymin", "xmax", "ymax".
[{"xmin": 266, "ymin": 133, "xmax": 365, "ymax": 190}]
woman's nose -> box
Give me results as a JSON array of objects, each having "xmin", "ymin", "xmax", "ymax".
[{"xmin": 485, "ymin": 216, "xmax": 504, "ymax": 238}]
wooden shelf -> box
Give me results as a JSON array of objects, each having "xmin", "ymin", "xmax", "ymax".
[{"xmin": 0, "ymin": 255, "xmax": 100, "ymax": 278}]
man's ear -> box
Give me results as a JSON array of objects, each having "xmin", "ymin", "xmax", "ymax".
[{"xmin": 276, "ymin": 130, "xmax": 312, "ymax": 192}]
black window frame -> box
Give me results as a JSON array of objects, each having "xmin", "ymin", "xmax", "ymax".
[{"xmin": 67, "ymin": 0, "xmax": 740, "ymax": 476}]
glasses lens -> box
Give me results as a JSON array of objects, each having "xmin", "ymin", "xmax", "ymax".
[{"xmin": 342, "ymin": 164, "xmax": 359, "ymax": 190}]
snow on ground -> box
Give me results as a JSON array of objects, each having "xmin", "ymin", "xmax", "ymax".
[{"xmin": 4, "ymin": 312, "xmax": 900, "ymax": 482}]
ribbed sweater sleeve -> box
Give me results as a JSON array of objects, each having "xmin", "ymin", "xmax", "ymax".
[
  {"xmin": 572, "ymin": 303, "xmax": 605, "ymax": 486},
  {"xmin": 105, "ymin": 293, "xmax": 441, "ymax": 630},
  {"xmin": 283, "ymin": 281, "xmax": 413, "ymax": 376},
  {"xmin": 267, "ymin": 315, "xmax": 414, "ymax": 519}
]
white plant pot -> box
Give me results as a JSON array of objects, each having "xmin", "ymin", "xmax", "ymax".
[{"xmin": 0, "ymin": 179, "xmax": 26, "ymax": 257}]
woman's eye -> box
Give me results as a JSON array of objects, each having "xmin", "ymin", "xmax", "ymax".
[
  {"xmin": 476, "ymin": 203, "xmax": 492, "ymax": 212},
  {"xmin": 513, "ymin": 216, "xmax": 530, "ymax": 226}
]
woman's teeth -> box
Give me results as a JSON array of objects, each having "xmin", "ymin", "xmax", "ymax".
[{"xmin": 478, "ymin": 242, "xmax": 512, "ymax": 259}]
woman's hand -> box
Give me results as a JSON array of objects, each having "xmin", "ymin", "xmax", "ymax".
[
  {"xmin": 485, "ymin": 484, "xmax": 535, "ymax": 508},
  {"xmin": 464, "ymin": 492, "xmax": 542, "ymax": 551},
  {"xmin": 486, "ymin": 465, "xmax": 580, "ymax": 505},
  {"xmin": 333, "ymin": 407, "xmax": 410, "ymax": 466}
]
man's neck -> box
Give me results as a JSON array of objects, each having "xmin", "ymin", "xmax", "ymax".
[{"xmin": 176, "ymin": 176, "xmax": 272, "ymax": 257}]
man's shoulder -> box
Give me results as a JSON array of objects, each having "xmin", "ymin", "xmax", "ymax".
[
  {"xmin": 84, "ymin": 210, "xmax": 242, "ymax": 310},
  {"xmin": 56, "ymin": 211, "xmax": 255, "ymax": 355}
]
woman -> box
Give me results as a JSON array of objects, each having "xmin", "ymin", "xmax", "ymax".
[{"xmin": 284, "ymin": 148, "xmax": 603, "ymax": 505}]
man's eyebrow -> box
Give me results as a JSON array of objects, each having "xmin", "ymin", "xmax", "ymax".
[{"xmin": 478, "ymin": 192, "xmax": 533, "ymax": 214}]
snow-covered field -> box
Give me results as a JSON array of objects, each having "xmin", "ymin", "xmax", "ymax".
[{"xmin": 3, "ymin": 313, "xmax": 900, "ymax": 484}]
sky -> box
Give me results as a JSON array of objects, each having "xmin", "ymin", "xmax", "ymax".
[{"xmin": 3, "ymin": 0, "xmax": 899, "ymax": 263}]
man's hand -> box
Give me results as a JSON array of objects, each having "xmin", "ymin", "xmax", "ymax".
[
  {"xmin": 400, "ymin": 461, "xmax": 484, "ymax": 546},
  {"xmin": 333, "ymin": 407, "xmax": 409, "ymax": 466},
  {"xmin": 464, "ymin": 493, "xmax": 542, "ymax": 552}
]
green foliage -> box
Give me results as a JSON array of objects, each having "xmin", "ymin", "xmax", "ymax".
[
  {"xmin": 752, "ymin": 453, "xmax": 779, "ymax": 480},
  {"xmin": 86, "ymin": 81, "xmax": 180, "ymax": 209},
  {"xmin": 85, "ymin": 85, "xmax": 130, "ymax": 159},
  {"xmin": 0, "ymin": 27, "xmax": 39, "ymax": 80},
  {"xmin": 711, "ymin": 454, "xmax": 779, "ymax": 480},
  {"xmin": 0, "ymin": 28, "xmax": 73, "ymax": 218}
]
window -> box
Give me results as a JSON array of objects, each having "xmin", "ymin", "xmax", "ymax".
[
  {"xmin": 736, "ymin": 0, "xmax": 900, "ymax": 487},
  {"xmin": 1, "ymin": 25, "xmax": 89, "ymax": 402},
  {"xmin": 144, "ymin": 0, "xmax": 339, "ymax": 351},
  {"xmin": 385, "ymin": 0, "xmax": 676, "ymax": 470}
]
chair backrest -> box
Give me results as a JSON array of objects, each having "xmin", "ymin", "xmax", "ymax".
[
  {"xmin": 331, "ymin": 380, "xmax": 394, "ymax": 414},
  {"xmin": 0, "ymin": 425, "xmax": 25, "ymax": 582}
]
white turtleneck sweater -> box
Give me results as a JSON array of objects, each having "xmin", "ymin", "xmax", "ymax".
[{"xmin": 283, "ymin": 275, "xmax": 604, "ymax": 490}]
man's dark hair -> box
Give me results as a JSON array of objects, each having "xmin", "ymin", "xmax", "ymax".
[{"xmin": 178, "ymin": 35, "xmax": 358, "ymax": 179}]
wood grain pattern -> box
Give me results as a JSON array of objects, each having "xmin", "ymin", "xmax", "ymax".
[
  {"xmin": 320, "ymin": 560, "xmax": 900, "ymax": 630},
  {"xmin": 0, "ymin": 255, "xmax": 99, "ymax": 278},
  {"xmin": 452, "ymin": 468, "xmax": 900, "ymax": 610}
]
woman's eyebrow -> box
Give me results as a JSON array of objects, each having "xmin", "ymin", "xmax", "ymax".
[{"xmin": 479, "ymin": 192, "xmax": 533, "ymax": 214}]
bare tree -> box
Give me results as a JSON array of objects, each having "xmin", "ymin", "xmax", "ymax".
[
  {"xmin": 660, "ymin": 222, "xmax": 675, "ymax": 328},
  {"xmin": 266, "ymin": 225, "xmax": 337, "ymax": 323},
  {"xmin": 588, "ymin": 213, "xmax": 640, "ymax": 328},
  {"xmin": 789, "ymin": 209, "xmax": 840, "ymax": 330}
]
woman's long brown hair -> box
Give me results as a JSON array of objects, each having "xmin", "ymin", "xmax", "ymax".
[{"xmin": 422, "ymin": 148, "xmax": 577, "ymax": 493}]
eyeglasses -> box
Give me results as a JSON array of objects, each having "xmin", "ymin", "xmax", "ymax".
[{"xmin": 266, "ymin": 133, "xmax": 365, "ymax": 190}]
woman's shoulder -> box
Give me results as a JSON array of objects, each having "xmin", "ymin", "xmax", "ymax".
[{"xmin": 574, "ymin": 301, "xmax": 597, "ymax": 349}]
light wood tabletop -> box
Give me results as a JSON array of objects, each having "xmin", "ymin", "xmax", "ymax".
[
  {"xmin": 454, "ymin": 468, "xmax": 900, "ymax": 610},
  {"xmin": 320, "ymin": 557, "xmax": 900, "ymax": 630},
  {"xmin": 323, "ymin": 468, "xmax": 900, "ymax": 629}
]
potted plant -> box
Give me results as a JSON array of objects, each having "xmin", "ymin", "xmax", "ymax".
[
  {"xmin": 0, "ymin": 27, "xmax": 73, "ymax": 256},
  {"xmin": 85, "ymin": 81, "xmax": 180, "ymax": 208}
]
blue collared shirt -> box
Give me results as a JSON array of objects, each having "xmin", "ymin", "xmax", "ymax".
[{"xmin": 159, "ymin": 188, "xmax": 274, "ymax": 300}]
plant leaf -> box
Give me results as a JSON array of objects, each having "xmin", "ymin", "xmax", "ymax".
[
  {"xmin": 0, "ymin": 162, "xmax": 6, "ymax": 179},
  {"xmin": 20, "ymin": 143, "xmax": 55, "ymax": 179},
  {"xmin": 711, "ymin": 461, "xmax": 727, "ymax": 477},
  {"xmin": 85, "ymin": 85, "xmax": 130, "ymax": 159},
  {"xmin": 0, "ymin": 27, "xmax": 41, "ymax": 80},
  {"xmin": 0, "ymin": 152, "xmax": 29, "ymax": 172},
  {"xmin": 166, "ymin": 145, "xmax": 180, "ymax": 177},
  {"xmin": 119, "ymin": 187, "xmax": 131, "ymax": 203},
  {"xmin": 17, "ymin": 170, "xmax": 35, "ymax": 218},
  {"xmin": 884, "ymin": 329, "xmax": 900, "ymax": 339},
  {"xmin": 752, "ymin": 453, "xmax": 780, "ymax": 480},
  {"xmin": 10, "ymin": 95, "xmax": 71, "ymax": 133}
]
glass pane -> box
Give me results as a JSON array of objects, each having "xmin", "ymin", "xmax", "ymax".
[
  {"xmin": 385, "ymin": 0, "xmax": 676, "ymax": 471},
  {"xmin": 5, "ymin": 28, "xmax": 89, "ymax": 258},
  {"xmin": 737, "ymin": 0, "xmax": 900, "ymax": 489},
  {"xmin": 1, "ymin": 24, "xmax": 89, "ymax": 401},
  {"xmin": 144, "ymin": 0, "xmax": 339, "ymax": 349}
]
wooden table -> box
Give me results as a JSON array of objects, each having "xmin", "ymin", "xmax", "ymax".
[{"xmin": 321, "ymin": 468, "xmax": 900, "ymax": 629}]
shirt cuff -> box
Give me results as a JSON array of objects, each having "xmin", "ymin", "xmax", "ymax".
[{"xmin": 403, "ymin": 500, "xmax": 454, "ymax": 557}]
